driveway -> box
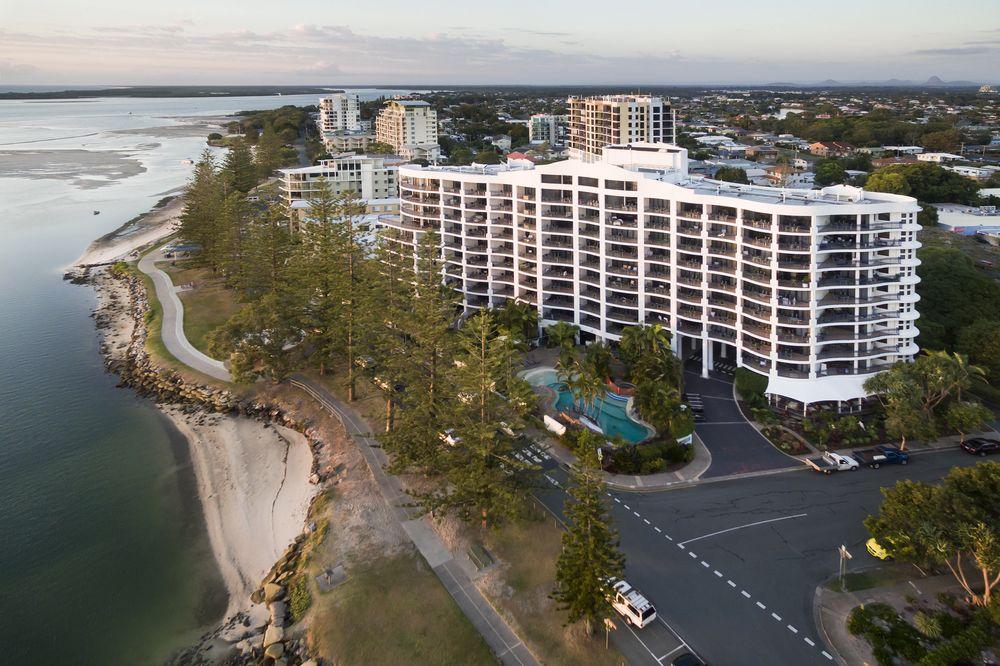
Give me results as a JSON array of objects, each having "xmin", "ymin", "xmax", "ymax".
[{"xmin": 683, "ymin": 370, "xmax": 799, "ymax": 478}]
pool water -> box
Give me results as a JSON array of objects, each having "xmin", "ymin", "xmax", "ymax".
[{"xmin": 549, "ymin": 383, "xmax": 652, "ymax": 443}]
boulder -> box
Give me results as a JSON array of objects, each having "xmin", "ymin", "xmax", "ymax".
[
  {"xmin": 263, "ymin": 624, "xmax": 284, "ymax": 647},
  {"xmin": 269, "ymin": 600, "xmax": 288, "ymax": 627},
  {"xmin": 263, "ymin": 582, "xmax": 284, "ymax": 602},
  {"xmin": 263, "ymin": 641, "xmax": 284, "ymax": 660}
]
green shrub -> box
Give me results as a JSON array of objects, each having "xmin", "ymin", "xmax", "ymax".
[
  {"xmin": 734, "ymin": 367, "xmax": 767, "ymax": 399},
  {"xmin": 913, "ymin": 611, "xmax": 943, "ymax": 640},
  {"xmin": 847, "ymin": 603, "xmax": 928, "ymax": 666},
  {"xmin": 917, "ymin": 618, "xmax": 992, "ymax": 666},
  {"xmin": 287, "ymin": 574, "xmax": 312, "ymax": 623}
]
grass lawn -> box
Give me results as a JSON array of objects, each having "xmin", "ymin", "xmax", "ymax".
[
  {"xmin": 308, "ymin": 551, "xmax": 494, "ymax": 665},
  {"xmin": 826, "ymin": 565, "xmax": 915, "ymax": 592},
  {"xmin": 159, "ymin": 261, "xmax": 240, "ymax": 354},
  {"xmin": 482, "ymin": 511, "xmax": 623, "ymax": 666}
]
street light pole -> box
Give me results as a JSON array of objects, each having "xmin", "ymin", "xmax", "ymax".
[{"xmin": 839, "ymin": 544, "xmax": 853, "ymax": 591}]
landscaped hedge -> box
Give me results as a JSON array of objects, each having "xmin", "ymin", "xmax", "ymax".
[{"xmin": 734, "ymin": 367, "xmax": 768, "ymax": 399}]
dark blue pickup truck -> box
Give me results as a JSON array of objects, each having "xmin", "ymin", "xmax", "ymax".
[{"xmin": 852, "ymin": 445, "xmax": 910, "ymax": 469}]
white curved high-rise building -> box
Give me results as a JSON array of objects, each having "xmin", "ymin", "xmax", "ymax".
[{"xmin": 384, "ymin": 143, "xmax": 922, "ymax": 406}]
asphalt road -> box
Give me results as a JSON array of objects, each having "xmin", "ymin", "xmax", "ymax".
[
  {"xmin": 683, "ymin": 370, "xmax": 800, "ymax": 478},
  {"xmin": 537, "ymin": 447, "xmax": 986, "ymax": 666}
]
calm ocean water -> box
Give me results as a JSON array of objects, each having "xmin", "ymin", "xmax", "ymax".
[{"xmin": 0, "ymin": 90, "xmax": 415, "ymax": 664}]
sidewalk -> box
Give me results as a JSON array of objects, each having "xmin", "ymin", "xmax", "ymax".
[{"xmin": 289, "ymin": 375, "xmax": 540, "ymax": 666}]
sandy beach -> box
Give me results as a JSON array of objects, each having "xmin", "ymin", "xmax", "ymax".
[
  {"xmin": 166, "ymin": 408, "xmax": 317, "ymax": 619},
  {"xmin": 74, "ymin": 193, "xmax": 185, "ymax": 267}
]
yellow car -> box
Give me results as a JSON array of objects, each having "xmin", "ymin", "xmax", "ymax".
[{"xmin": 866, "ymin": 538, "xmax": 892, "ymax": 560}]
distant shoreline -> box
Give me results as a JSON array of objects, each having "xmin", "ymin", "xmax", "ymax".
[{"xmin": 0, "ymin": 85, "xmax": 436, "ymax": 100}]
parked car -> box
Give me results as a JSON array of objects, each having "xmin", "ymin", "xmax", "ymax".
[
  {"xmin": 852, "ymin": 445, "xmax": 910, "ymax": 469},
  {"xmin": 961, "ymin": 438, "xmax": 1000, "ymax": 457},
  {"xmin": 866, "ymin": 537, "xmax": 892, "ymax": 560},
  {"xmin": 610, "ymin": 579, "xmax": 657, "ymax": 628},
  {"xmin": 806, "ymin": 451, "xmax": 859, "ymax": 474},
  {"xmin": 672, "ymin": 653, "xmax": 706, "ymax": 666}
]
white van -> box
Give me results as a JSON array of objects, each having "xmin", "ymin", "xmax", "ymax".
[{"xmin": 611, "ymin": 579, "xmax": 657, "ymax": 628}]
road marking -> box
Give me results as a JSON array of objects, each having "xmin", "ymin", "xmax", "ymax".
[
  {"xmin": 621, "ymin": 619, "xmax": 662, "ymax": 664},
  {"xmin": 623, "ymin": 504, "xmax": 630, "ymax": 510},
  {"xmin": 614, "ymin": 497, "xmax": 621, "ymax": 503},
  {"xmin": 688, "ymin": 551, "xmax": 698, "ymax": 559},
  {"xmin": 741, "ymin": 590, "xmax": 751, "ymax": 599},
  {"xmin": 665, "ymin": 534, "xmax": 674, "ymax": 541},
  {"xmin": 701, "ymin": 560, "xmax": 710, "ymax": 568},
  {"xmin": 654, "ymin": 526, "xmax": 662, "ymax": 533},
  {"xmin": 727, "ymin": 580, "xmax": 736, "ymax": 588},
  {"xmin": 606, "ymin": 492, "xmax": 613, "ymax": 497},
  {"xmin": 822, "ymin": 650, "xmax": 834, "ymax": 660},
  {"xmin": 643, "ymin": 518, "xmax": 651, "ymax": 525},
  {"xmin": 678, "ymin": 513, "xmax": 809, "ymax": 546},
  {"xmin": 787, "ymin": 625, "xmax": 798, "ymax": 634},
  {"xmin": 804, "ymin": 638, "xmax": 815, "ymax": 647},
  {"xmin": 657, "ymin": 645, "xmax": 684, "ymax": 661},
  {"xmin": 633, "ymin": 511, "xmax": 641, "ymax": 518},
  {"xmin": 771, "ymin": 612, "xmax": 782, "ymax": 622},
  {"xmin": 677, "ymin": 543, "xmax": 685, "ymax": 550},
  {"xmin": 756, "ymin": 601, "xmax": 766, "ymax": 610},
  {"xmin": 713, "ymin": 570, "xmax": 723, "ymax": 578}
]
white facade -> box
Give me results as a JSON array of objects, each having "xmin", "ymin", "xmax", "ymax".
[
  {"xmin": 567, "ymin": 95, "xmax": 674, "ymax": 162},
  {"xmin": 529, "ymin": 113, "xmax": 569, "ymax": 145},
  {"xmin": 318, "ymin": 92, "xmax": 362, "ymax": 133},
  {"xmin": 917, "ymin": 152, "xmax": 962, "ymax": 163},
  {"xmin": 280, "ymin": 153, "xmax": 402, "ymax": 217},
  {"xmin": 375, "ymin": 100, "xmax": 441, "ymax": 162},
  {"xmin": 386, "ymin": 143, "xmax": 923, "ymax": 404}
]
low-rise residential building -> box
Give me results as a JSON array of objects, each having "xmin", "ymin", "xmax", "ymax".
[
  {"xmin": 567, "ymin": 94, "xmax": 674, "ymax": 162},
  {"xmin": 934, "ymin": 203, "xmax": 1000, "ymax": 239},
  {"xmin": 279, "ymin": 153, "xmax": 402, "ymax": 220},
  {"xmin": 808, "ymin": 141, "xmax": 855, "ymax": 157},
  {"xmin": 917, "ymin": 152, "xmax": 963, "ymax": 163},
  {"xmin": 762, "ymin": 164, "xmax": 814, "ymax": 188},
  {"xmin": 385, "ymin": 142, "xmax": 922, "ymax": 407},
  {"xmin": 882, "ymin": 145, "xmax": 924, "ymax": 155},
  {"xmin": 745, "ymin": 145, "xmax": 779, "ymax": 161},
  {"xmin": 529, "ymin": 113, "xmax": 569, "ymax": 146},
  {"xmin": 946, "ymin": 164, "xmax": 1000, "ymax": 181},
  {"xmin": 872, "ymin": 155, "xmax": 919, "ymax": 168},
  {"xmin": 374, "ymin": 100, "xmax": 441, "ymax": 162},
  {"xmin": 322, "ymin": 132, "xmax": 376, "ymax": 153}
]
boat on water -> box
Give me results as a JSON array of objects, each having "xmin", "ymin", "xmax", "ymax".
[{"xmin": 92, "ymin": 210, "xmax": 100, "ymax": 215}]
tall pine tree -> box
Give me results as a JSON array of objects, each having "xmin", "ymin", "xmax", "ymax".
[
  {"xmin": 178, "ymin": 149, "xmax": 221, "ymax": 263},
  {"xmin": 552, "ymin": 430, "xmax": 625, "ymax": 635},
  {"xmin": 222, "ymin": 138, "xmax": 257, "ymax": 194}
]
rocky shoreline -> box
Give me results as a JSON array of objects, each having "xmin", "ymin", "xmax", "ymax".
[{"xmin": 74, "ymin": 263, "xmax": 330, "ymax": 666}]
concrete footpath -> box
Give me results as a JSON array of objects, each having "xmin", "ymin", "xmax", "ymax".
[
  {"xmin": 137, "ymin": 247, "xmax": 232, "ymax": 382},
  {"xmin": 289, "ymin": 375, "xmax": 540, "ymax": 666}
]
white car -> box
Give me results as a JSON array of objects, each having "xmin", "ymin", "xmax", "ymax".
[{"xmin": 610, "ymin": 579, "xmax": 657, "ymax": 628}]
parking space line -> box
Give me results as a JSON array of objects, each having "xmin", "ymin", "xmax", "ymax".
[{"xmin": 657, "ymin": 645, "xmax": 684, "ymax": 662}]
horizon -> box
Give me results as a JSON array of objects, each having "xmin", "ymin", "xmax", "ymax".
[{"xmin": 2, "ymin": 0, "xmax": 997, "ymax": 86}]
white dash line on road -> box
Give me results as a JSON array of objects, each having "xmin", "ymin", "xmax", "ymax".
[
  {"xmin": 804, "ymin": 638, "xmax": 815, "ymax": 647},
  {"xmin": 701, "ymin": 560, "xmax": 710, "ymax": 568},
  {"xmin": 713, "ymin": 570, "xmax": 723, "ymax": 578},
  {"xmin": 756, "ymin": 601, "xmax": 766, "ymax": 610},
  {"xmin": 665, "ymin": 534, "xmax": 674, "ymax": 541},
  {"xmin": 643, "ymin": 518, "xmax": 651, "ymax": 525},
  {"xmin": 822, "ymin": 650, "xmax": 834, "ymax": 660},
  {"xmin": 623, "ymin": 504, "xmax": 630, "ymax": 510},
  {"xmin": 633, "ymin": 511, "xmax": 641, "ymax": 518},
  {"xmin": 727, "ymin": 580, "xmax": 736, "ymax": 588},
  {"xmin": 688, "ymin": 551, "xmax": 698, "ymax": 559},
  {"xmin": 771, "ymin": 612, "xmax": 782, "ymax": 622},
  {"xmin": 787, "ymin": 625, "xmax": 798, "ymax": 634},
  {"xmin": 606, "ymin": 492, "xmax": 613, "ymax": 497},
  {"xmin": 614, "ymin": 497, "xmax": 621, "ymax": 503},
  {"xmin": 654, "ymin": 526, "xmax": 662, "ymax": 533},
  {"xmin": 677, "ymin": 543, "xmax": 685, "ymax": 550},
  {"xmin": 741, "ymin": 590, "xmax": 751, "ymax": 599}
]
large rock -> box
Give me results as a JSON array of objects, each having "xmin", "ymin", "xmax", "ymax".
[
  {"xmin": 263, "ymin": 583, "xmax": 284, "ymax": 602},
  {"xmin": 269, "ymin": 600, "xmax": 288, "ymax": 627},
  {"xmin": 263, "ymin": 641, "xmax": 285, "ymax": 660},
  {"xmin": 263, "ymin": 624, "xmax": 284, "ymax": 647}
]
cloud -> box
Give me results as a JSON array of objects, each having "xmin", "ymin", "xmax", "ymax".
[
  {"xmin": 911, "ymin": 45, "xmax": 996, "ymax": 56},
  {"xmin": 0, "ymin": 59, "xmax": 38, "ymax": 78},
  {"xmin": 298, "ymin": 60, "xmax": 342, "ymax": 76}
]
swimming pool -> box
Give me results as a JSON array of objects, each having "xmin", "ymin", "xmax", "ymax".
[{"xmin": 523, "ymin": 367, "xmax": 654, "ymax": 443}]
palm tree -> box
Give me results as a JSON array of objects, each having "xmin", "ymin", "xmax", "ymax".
[
  {"xmin": 495, "ymin": 300, "xmax": 539, "ymax": 344},
  {"xmin": 619, "ymin": 323, "xmax": 674, "ymax": 380},
  {"xmin": 545, "ymin": 321, "xmax": 579, "ymax": 351},
  {"xmin": 582, "ymin": 342, "xmax": 613, "ymax": 383}
]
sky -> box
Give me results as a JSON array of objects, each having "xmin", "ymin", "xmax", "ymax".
[{"xmin": 1, "ymin": 0, "xmax": 998, "ymax": 86}]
